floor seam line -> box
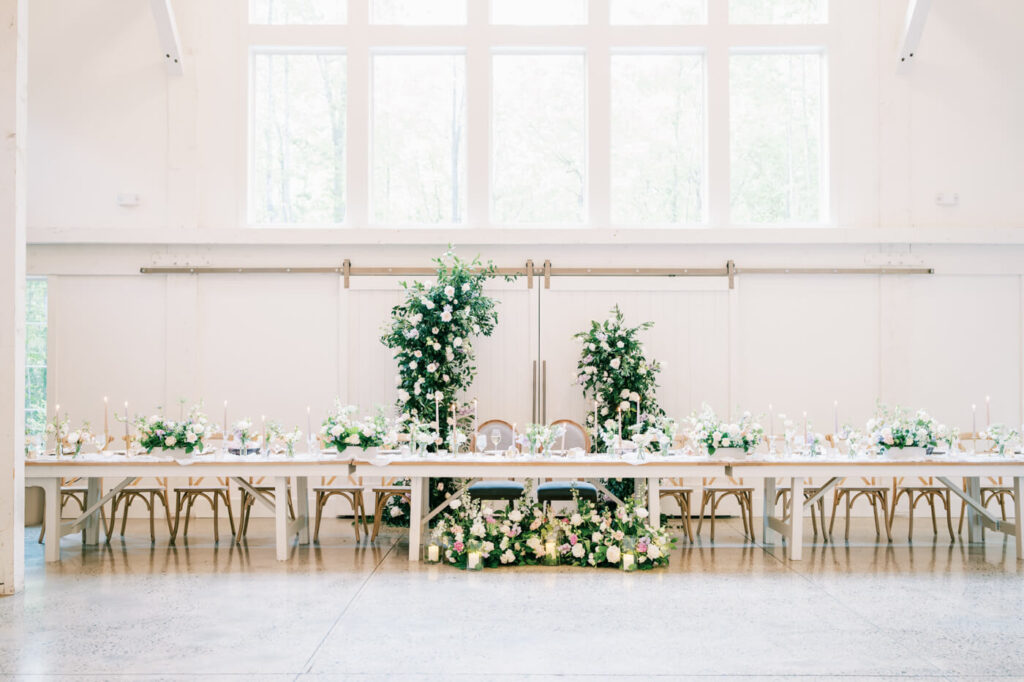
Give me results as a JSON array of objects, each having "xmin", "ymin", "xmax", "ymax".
[{"xmin": 297, "ymin": 533, "xmax": 399, "ymax": 675}]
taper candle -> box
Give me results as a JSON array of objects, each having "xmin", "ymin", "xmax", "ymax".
[
  {"xmin": 306, "ymin": 406, "xmax": 312, "ymax": 438},
  {"xmin": 636, "ymin": 398, "xmax": 641, "ymax": 426},
  {"xmin": 972, "ymin": 404, "xmax": 977, "ymax": 437},
  {"xmin": 434, "ymin": 393, "xmax": 440, "ymax": 429},
  {"xmin": 103, "ymin": 396, "xmax": 109, "ymax": 442},
  {"xmin": 803, "ymin": 411, "xmax": 808, "ymax": 444},
  {"xmin": 833, "ymin": 400, "xmax": 838, "ymax": 435},
  {"xmin": 769, "ymin": 404, "xmax": 774, "ymax": 440},
  {"xmin": 986, "ymin": 396, "xmax": 991, "ymax": 428},
  {"xmin": 123, "ymin": 401, "xmax": 129, "ymax": 450},
  {"xmin": 617, "ymin": 407, "xmax": 623, "ymax": 447},
  {"xmin": 223, "ymin": 400, "xmax": 228, "ymax": 438}
]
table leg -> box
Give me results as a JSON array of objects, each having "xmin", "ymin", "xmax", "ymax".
[
  {"xmin": 41, "ymin": 478, "xmax": 61, "ymax": 563},
  {"xmin": 762, "ymin": 478, "xmax": 777, "ymax": 546},
  {"xmin": 275, "ymin": 476, "xmax": 289, "ymax": 561},
  {"xmin": 965, "ymin": 476, "xmax": 983, "ymax": 545},
  {"xmin": 789, "ymin": 477, "xmax": 804, "ymax": 561},
  {"xmin": 84, "ymin": 477, "xmax": 101, "ymax": 546},
  {"xmin": 1014, "ymin": 477, "xmax": 1022, "ymax": 561},
  {"xmin": 647, "ymin": 478, "xmax": 661, "ymax": 529},
  {"xmin": 408, "ymin": 476, "xmax": 428, "ymax": 561},
  {"xmin": 295, "ymin": 476, "xmax": 310, "ymax": 544}
]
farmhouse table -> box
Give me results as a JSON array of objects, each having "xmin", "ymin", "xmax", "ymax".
[
  {"xmin": 727, "ymin": 455, "xmax": 1024, "ymax": 561},
  {"xmin": 24, "ymin": 453, "xmax": 358, "ymax": 562}
]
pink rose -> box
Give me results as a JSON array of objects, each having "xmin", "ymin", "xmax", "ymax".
[
  {"xmin": 453, "ymin": 541, "xmax": 464, "ymax": 552},
  {"xmin": 637, "ymin": 541, "xmax": 648, "ymax": 553},
  {"xmin": 569, "ymin": 534, "xmax": 578, "ymax": 545}
]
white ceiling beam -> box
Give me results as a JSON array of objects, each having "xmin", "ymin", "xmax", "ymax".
[
  {"xmin": 897, "ymin": 0, "xmax": 932, "ymax": 71},
  {"xmin": 149, "ymin": 0, "xmax": 183, "ymax": 76}
]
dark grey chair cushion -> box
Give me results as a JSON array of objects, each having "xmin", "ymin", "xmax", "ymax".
[
  {"xmin": 467, "ymin": 480, "xmax": 526, "ymax": 501},
  {"xmin": 536, "ymin": 481, "xmax": 599, "ymax": 502}
]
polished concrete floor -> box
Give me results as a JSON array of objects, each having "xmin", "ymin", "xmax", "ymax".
[{"xmin": 1, "ymin": 514, "xmax": 1022, "ymax": 681}]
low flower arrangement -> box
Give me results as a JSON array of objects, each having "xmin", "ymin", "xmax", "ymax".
[
  {"xmin": 688, "ymin": 404, "xmax": 764, "ymax": 455},
  {"xmin": 520, "ymin": 422, "xmax": 566, "ymax": 455},
  {"xmin": 136, "ymin": 406, "xmax": 208, "ymax": 455},
  {"xmin": 983, "ymin": 424, "xmax": 1019, "ymax": 456},
  {"xmin": 866, "ymin": 405, "xmax": 943, "ymax": 452},
  {"xmin": 430, "ymin": 491, "xmax": 673, "ymax": 570}
]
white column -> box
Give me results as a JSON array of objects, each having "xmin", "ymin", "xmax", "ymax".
[{"xmin": 0, "ymin": 0, "xmax": 28, "ymax": 596}]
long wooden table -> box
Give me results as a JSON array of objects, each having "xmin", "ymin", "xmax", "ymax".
[{"xmin": 24, "ymin": 453, "xmax": 1024, "ymax": 565}]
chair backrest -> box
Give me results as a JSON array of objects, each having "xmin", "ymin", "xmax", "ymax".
[
  {"xmin": 550, "ymin": 419, "xmax": 590, "ymax": 452},
  {"xmin": 478, "ymin": 419, "xmax": 517, "ymax": 452}
]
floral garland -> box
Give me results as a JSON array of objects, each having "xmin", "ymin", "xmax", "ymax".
[
  {"xmin": 430, "ymin": 491, "xmax": 674, "ymax": 570},
  {"xmin": 380, "ymin": 248, "xmax": 504, "ymax": 524}
]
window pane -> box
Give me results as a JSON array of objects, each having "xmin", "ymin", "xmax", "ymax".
[
  {"xmin": 373, "ymin": 55, "xmax": 467, "ymax": 224},
  {"xmin": 251, "ymin": 53, "xmax": 347, "ymax": 225},
  {"xmin": 250, "ymin": 0, "xmax": 346, "ymax": 24},
  {"xmin": 612, "ymin": 54, "xmax": 705, "ymax": 224},
  {"xmin": 26, "ymin": 325, "xmax": 47, "ymax": 367},
  {"xmin": 492, "ymin": 54, "xmax": 586, "ymax": 224},
  {"xmin": 372, "ymin": 0, "xmax": 466, "ymax": 24},
  {"xmin": 491, "ymin": 0, "xmax": 587, "ymax": 25},
  {"xmin": 730, "ymin": 0, "xmax": 825, "ymax": 24},
  {"xmin": 730, "ymin": 53, "xmax": 824, "ymax": 224},
  {"xmin": 611, "ymin": 0, "xmax": 705, "ymax": 25},
  {"xmin": 25, "ymin": 278, "xmax": 47, "ymax": 324}
]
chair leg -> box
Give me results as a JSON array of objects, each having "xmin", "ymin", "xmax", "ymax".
[
  {"xmin": 943, "ymin": 492, "xmax": 955, "ymax": 541},
  {"xmin": 928, "ymin": 494, "xmax": 938, "ymax": 535},
  {"xmin": 224, "ymin": 491, "xmax": 236, "ymax": 536},
  {"xmin": 870, "ymin": 496, "xmax": 881, "ymax": 537},
  {"xmin": 170, "ymin": 491, "xmax": 183, "ymax": 543},
  {"xmin": 120, "ymin": 494, "xmax": 132, "ymax": 537},
  {"xmin": 844, "ymin": 494, "xmax": 852, "ymax": 540},
  {"xmin": 746, "ymin": 492, "xmax": 755, "ymax": 542},
  {"xmin": 183, "ymin": 495, "xmax": 195, "ymax": 538},
  {"xmin": 828, "ymin": 491, "xmax": 841, "ymax": 538},
  {"xmin": 709, "ymin": 493, "xmax": 719, "ymax": 542},
  {"xmin": 213, "ymin": 493, "xmax": 220, "ymax": 544},
  {"xmin": 881, "ymin": 492, "xmax": 893, "ymax": 542},
  {"xmin": 683, "ymin": 494, "xmax": 694, "ymax": 542},
  {"xmin": 313, "ymin": 491, "xmax": 325, "ymax": 544},
  {"xmin": 371, "ymin": 492, "xmax": 387, "ymax": 542},
  {"xmin": 156, "ymin": 490, "xmax": 173, "ymax": 537},
  {"xmin": 818, "ymin": 499, "xmax": 828, "ymax": 542},
  {"xmin": 696, "ymin": 490, "xmax": 709, "ymax": 537},
  {"xmin": 351, "ymin": 494, "xmax": 362, "ymax": 542},
  {"xmin": 810, "ymin": 499, "xmax": 818, "ymax": 537},
  {"xmin": 907, "ymin": 493, "xmax": 916, "ymax": 541},
  {"xmin": 957, "ymin": 499, "xmax": 966, "ymax": 535}
]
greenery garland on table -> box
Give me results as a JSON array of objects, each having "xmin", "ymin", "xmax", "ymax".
[
  {"xmin": 430, "ymin": 490, "xmax": 674, "ymax": 570},
  {"xmin": 379, "ymin": 248, "xmax": 505, "ymax": 525},
  {"xmin": 574, "ymin": 305, "xmax": 664, "ymax": 499}
]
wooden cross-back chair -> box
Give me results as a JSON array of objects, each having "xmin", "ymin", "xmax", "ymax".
[
  {"xmin": 108, "ymin": 477, "xmax": 173, "ymax": 544},
  {"xmin": 697, "ymin": 476, "xmax": 755, "ymax": 542},
  {"xmin": 956, "ymin": 433, "xmax": 1017, "ymax": 534},
  {"xmin": 773, "ymin": 434, "xmax": 832, "ymax": 541},
  {"xmin": 314, "ymin": 473, "xmax": 369, "ymax": 542},
  {"xmin": 466, "ymin": 419, "xmax": 526, "ymax": 504},
  {"xmin": 169, "ymin": 436, "xmax": 234, "ymax": 543}
]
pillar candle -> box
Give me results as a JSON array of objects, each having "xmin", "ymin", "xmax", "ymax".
[
  {"xmin": 622, "ymin": 553, "xmax": 635, "ymax": 570},
  {"xmin": 427, "ymin": 544, "xmax": 440, "ymax": 562}
]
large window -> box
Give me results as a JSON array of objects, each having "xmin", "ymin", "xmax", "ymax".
[
  {"xmin": 25, "ymin": 278, "xmax": 47, "ymax": 441},
  {"xmin": 248, "ymin": 1, "xmax": 829, "ymax": 228}
]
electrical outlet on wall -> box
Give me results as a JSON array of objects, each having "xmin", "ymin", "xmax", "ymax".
[{"xmin": 935, "ymin": 191, "xmax": 959, "ymax": 207}]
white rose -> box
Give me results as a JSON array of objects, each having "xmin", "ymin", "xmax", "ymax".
[
  {"xmin": 389, "ymin": 506, "xmax": 403, "ymax": 517},
  {"xmin": 440, "ymin": 311, "xmax": 453, "ymax": 322},
  {"xmin": 427, "ymin": 363, "xmax": 438, "ymax": 373},
  {"xmin": 398, "ymin": 390, "xmax": 410, "ymax": 403},
  {"xmin": 635, "ymin": 507, "xmax": 650, "ymax": 519},
  {"xmin": 186, "ymin": 432, "xmax": 198, "ymax": 444},
  {"xmin": 606, "ymin": 545, "xmax": 621, "ymax": 563},
  {"xmin": 647, "ymin": 545, "xmax": 662, "ymax": 560},
  {"xmin": 571, "ymin": 543, "xmax": 586, "ymax": 558},
  {"xmin": 617, "ymin": 341, "xmax": 624, "ymax": 348},
  {"xmin": 67, "ymin": 433, "xmax": 80, "ymax": 444},
  {"xmin": 508, "ymin": 509, "xmax": 523, "ymax": 523},
  {"xmin": 331, "ymin": 425, "xmax": 343, "ymax": 437},
  {"xmin": 592, "ymin": 532, "xmax": 603, "ymax": 543},
  {"xmin": 610, "ymin": 358, "xmax": 621, "ymax": 370},
  {"xmin": 570, "ymin": 513, "xmax": 583, "ymax": 527},
  {"xmin": 444, "ymin": 285, "xmax": 455, "ymax": 298},
  {"xmin": 462, "ymin": 282, "xmax": 471, "ymax": 292},
  {"xmin": 409, "ymin": 361, "xmax": 418, "ymax": 370},
  {"xmin": 453, "ymin": 337, "xmax": 463, "ymax": 348},
  {"xmin": 450, "ymin": 499, "xmax": 462, "ymax": 510},
  {"xmin": 345, "ymin": 434, "xmax": 361, "ymax": 445},
  {"xmin": 629, "ymin": 392, "xmax": 640, "ymax": 402},
  {"xmin": 414, "ymin": 350, "xmax": 422, "ymax": 358},
  {"xmin": 165, "ymin": 436, "xmax": 177, "ymax": 447},
  {"xmin": 192, "ymin": 424, "xmax": 204, "ymax": 434}
]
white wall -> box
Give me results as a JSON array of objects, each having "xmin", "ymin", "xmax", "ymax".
[{"xmin": 17, "ymin": 0, "xmax": 1024, "ymax": 522}]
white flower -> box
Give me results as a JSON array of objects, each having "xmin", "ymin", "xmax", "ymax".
[
  {"xmin": 472, "ymin": 324, "xmax": 480, "ymax": 335},
  {"xmin": 398, "ymin": 389, "xmax": 410, "ymax": 403},
  {"xmin": 444, "ymin": 285, "xmax": 455, "ymax": 298},
  {"xmin": 389, "ymin": 506, "xmax": 403, "ymax": 517},
  {"xmin": 462, "ymin": 282, "xmax": 471, "ymax": 292},
  {"xmin": 629, "ymin": 392, "xmax": 640, "ymax": 402},
  {"xmin": 610, "ymin": 358, "xmax": 621, "ymax": 370},
  {"xmin": 149, "ymin": 415, "xmax": 160, "ymax": 424},
  {"xmin": 453, "ymin": 337, "xmax": 463, "ymax": 348},
  {"xmin": 186, "ymin": 432, "xmax": 198, "ymax": 444},
  {"xmin": 165, "ymin": 436, "xmax": 177, "ymax": 447},
  {"xmin": 501, "ymin": 549, "xmax": 516, "ymax": 564},
  {"xmin": 571, "ymin": 543, "xmax": 586, "ymax": 558},
  {"xmin": 67, "ymin": 432, "xmax": 80, "ymax": 444},
  {"xmin": 570, "ymin": 513, "xmax": 583, "ymax": 527},
  {"xmin": 471, "ymin": 521, "xmax": 486, "ymax": 537},
  {"xmin": 508, "ymin": 509, "xmax": 523, "ymax": 523},
  {"xmin": 450, "ymin": 499, "xmax": 462, "ymax": 510},
  {"xmin": 409, "ymin": 361, "xmax": 418, "ymax": 370},
  {"xmin": 427, "ymin": 363, "xmax": 438, "ymax": 374},
  {"xmin": 635, "ymin": 507, "xmax": 650, "ymax": 519},
  {"xmin": 423, "ymin": 298, "xmax": 435, "ymax": 310},
  {"xmin": 647, "ymin": 544, "xmax": 662, "ymax": 560},
  {"xmin": 617, "ymin": 341, "xmax": 624, "ymax": 348},
  {"xmin": 414, "ymin": 350, "xmax": 422, "ymax": 358},
  {"xmin": 606, "ymin": 546, "xmax": 621, "ymax": 563},
  {"xmin": 483, "ymin": 541, "xmax": 494, "ymax": 553},
  {"xmin": 345, "ymin": 433, "xmax": 361, "ymax": 445},
  {"xmin": 440, "ymin": 311, "xmax": 453, "ymax": 322},
  {"xmin": 592, "ymin": 532, "xmax": 603, "ymax": 543},
  {"xmin": 331, "ymin": 425, "xmax": 343, "ymax": 437},
  {"xmin": 620, "ymin": 389, "xmax": 630, "ymax": 399},
  {"xmin": 619, "ymin": 401, "xmax": 630, "ymax": 411}
]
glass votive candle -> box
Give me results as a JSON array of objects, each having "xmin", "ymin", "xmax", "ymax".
[
  {"xmin": 621, "ymin": 551, "xmax": 637, "ymax": 572},
  {"xmin": 543, "ymin": 540, "xmax": 559, "ymax": 566},
  {"xmin": 425, "ymin": 542, "xmax": 441, "ymax": 564},
  {"xmin": 466, "ymin": 551, "xmax": 483, "ymax": 571}
]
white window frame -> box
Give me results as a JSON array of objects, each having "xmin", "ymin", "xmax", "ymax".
[{"xmin": 242, "ymin": 0, "xmax": 838, "ymax": 230}]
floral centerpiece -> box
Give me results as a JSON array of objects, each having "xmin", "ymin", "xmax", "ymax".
[
  {"xmin": 646, "ymin": 415, "xmax": 679, "ymax": 455},
  {"xmin": 380, "ymin": 248, "xmax": 504, "ymax": 522},
  {"xmin": 266, "ymin": 422, "xmax": 302, "ymax": 457},
  {"xmin": 136, "ymin": 405, "xmax": 208, "ymax": 457},
  {"xmin": 983, "ymin": 424, "xmax": 1019, "ymax": 456},
  {"xmin": 688, "ymin": 404, "xmax": 764, "ymax": 456},
  {"xmin": 45, "ymin": 413, "xmax": 69, "ymax": 457},
  {"xmin": 866, "ymin": 405, "xmax": 943, "ymax": 456},
  {"xmin": 65, "ymin": 423, "xmax": 98, "ymax": 457},
  {"xmin": 321, "ymin": 401, "xmax": 384, "ymax": 452},
  {"xmin": 430, "ymin": 491, "xmax": 673, "ymax": 570},
  {"xmin": 231, "ymin": 418, "xmax": 257, "ymax": 453},
  {"xmin": 521, "ymin": 422, "xmax": 565, "ymax": 455}
]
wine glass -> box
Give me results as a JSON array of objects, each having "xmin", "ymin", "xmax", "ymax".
[{"xmin": 489, "ymin": 428, "xmax": 501, "ymax": 453}]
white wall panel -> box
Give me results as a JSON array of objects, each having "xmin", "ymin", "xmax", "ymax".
[
  {"xmin": 737, "ymin": 275, "xmax": 880, "ymax": 432},
  {"xmin": 880, "ymin": 275, "xmax": 1022, "ymax": 429}
]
